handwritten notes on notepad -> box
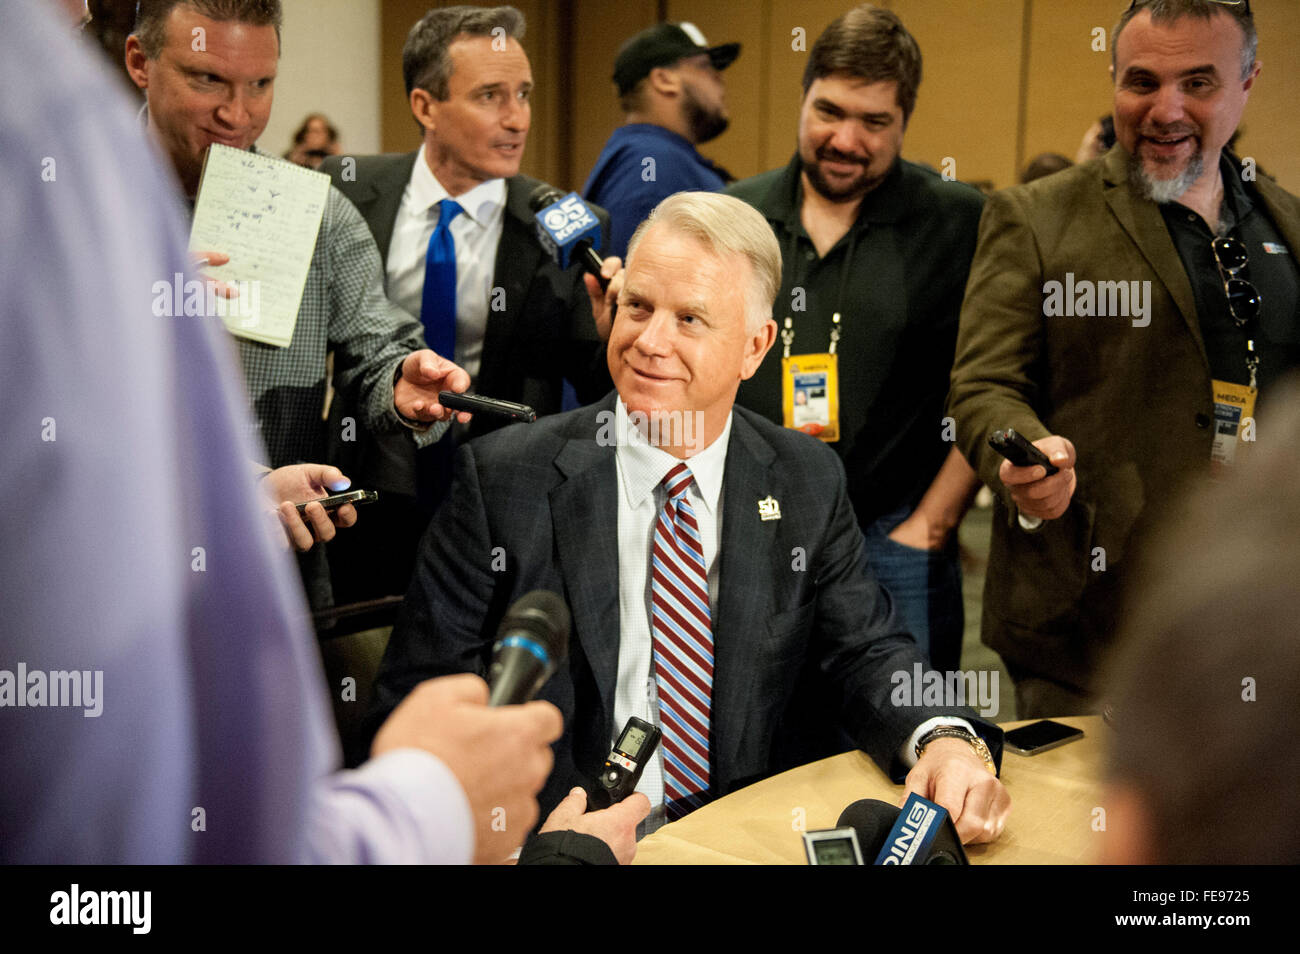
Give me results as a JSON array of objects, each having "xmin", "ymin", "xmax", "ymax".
[{"xmin": 189, "ymin": 145, "xmax": 329, "ymax": 347}]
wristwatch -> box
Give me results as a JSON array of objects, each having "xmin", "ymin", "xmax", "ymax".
[{"xmin": 915, "ymin": 725, "xmax": 997, "ymax": 775}]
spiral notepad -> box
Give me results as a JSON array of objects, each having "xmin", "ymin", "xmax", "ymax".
[{"xmin": 188, "ymin": 144, "xmax": 329, "ymax": 348}]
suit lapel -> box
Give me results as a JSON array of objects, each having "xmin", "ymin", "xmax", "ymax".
[
  {"xmin": 482, "ymin": 178, "xmax": 545, "ymax": 388},
  {"xmin": 549, "ymin": 399, "xmax": 621, "ymax": 730},
  {"xmin": 350, "ymin": 152, "xmax": 416, "ymax": 268},
  {"xmin": 710, "ymin": 413, "xmax": 780, "ymax": 779},
  {"xmin": 1101, "ymin": 146, "xmax": 1205, "ymax": 361}
]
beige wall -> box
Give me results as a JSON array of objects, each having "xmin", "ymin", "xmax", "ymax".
[
  {"xmin": 262, "ymin": 0, "xmax": 381, "ymax": 159},
  {"xmin": 375, "ymin": 0, "xmax": 1299, "ymax": 194}
]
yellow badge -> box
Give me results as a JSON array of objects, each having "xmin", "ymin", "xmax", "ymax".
[
  {"xmin": 1210, "ymin": 378, "xmax": 1258, "ymax": 474},
  {"xmin": 782, "ymin": 353, "xmax": 840, "ymax": 442}
]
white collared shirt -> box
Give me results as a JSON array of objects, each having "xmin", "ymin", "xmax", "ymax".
[{"xmin": 384, "ymin": 143, "xmax": 506, "ymax": 384}]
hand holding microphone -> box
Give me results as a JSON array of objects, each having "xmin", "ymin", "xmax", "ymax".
[
  {"xmin": 528, "ymin": 185, "xmax": 623, "ymax": 340},
  {"xmin": 370, "ymin": 591, "xmax": 571, "ymax": 863},
  {"xmin": 371, "ymin": 673, "xmax": 562, "ymax": 865}
]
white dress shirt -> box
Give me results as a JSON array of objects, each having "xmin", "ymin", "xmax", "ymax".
[{"xmin": 384, "ymin": 143, "xmax": 506, "ymax": 384}]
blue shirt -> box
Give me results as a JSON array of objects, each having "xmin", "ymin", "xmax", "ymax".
[
  {"xmin": 583, "ymin": 124, "xmax": 726, "ymax": 261},
  {"xmin": 0, "ymin": 0, "xmax": 470, "ymax": 864}
]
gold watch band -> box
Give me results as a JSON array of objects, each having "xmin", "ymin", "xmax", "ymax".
[{"xmin": 915, "ymin": 726, "xmax": 997, "ymax": 775}]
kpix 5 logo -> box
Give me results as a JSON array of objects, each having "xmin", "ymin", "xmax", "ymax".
[{"xmin": 542, "ymin": 195, "xmax": 596, "ymax": 243}]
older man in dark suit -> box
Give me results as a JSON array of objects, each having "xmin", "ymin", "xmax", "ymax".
[
  {"xmin": 372, "ymin": 191, "xmax": 1011, "ymax": 840},
  {"xmin": 949, "ymin": 0, "xmax": 1300, "ymax": 718},
  {"xmin": 320, "ymin": 5, "xmax": 613, "ymax": 605}
]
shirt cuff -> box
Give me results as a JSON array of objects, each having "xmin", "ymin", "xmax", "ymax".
[
  {"xmin": 1017, "ymin": 512, "xmax": 1043, "ymax": 532},
  {"xmin": 898, "ymin": 716, "xmax": 977, "ymax": 769},
  {"xmin": 308, "ymin": 748, "xmax": 474, "ymax": 864}
]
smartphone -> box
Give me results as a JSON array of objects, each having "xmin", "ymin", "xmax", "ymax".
[
  {"xmin": 438, "ymin": 391, "xmax": 536, "ymax": 423},
  {"xmin": 988, "ymin": 428, "xmax": 1059, "ymax": 476},
  {"xmin": 294, "ymin": 489, "xmax": 378, "ymax": 514},
  {"xmin": 1004, "ymin": 719, "xmax": 1084, "ymax": 756}
]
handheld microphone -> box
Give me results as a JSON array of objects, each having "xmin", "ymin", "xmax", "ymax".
[
  {"xmin": 487, "ymin": 590, "xmax": 571, "ymax": 706},
  {"xmin": 528, "ymin": 185, "xmax": 608, "ymax": 289},
  {"xmin": 836, "ymin": 794, "xmax": 969, "ymax": 865}
]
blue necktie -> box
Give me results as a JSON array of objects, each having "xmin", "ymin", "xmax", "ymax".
[
  {"xmin": 420, "ymin": 198, "xmax": 462, "ymax": 359},
  {"xmin": 415, "ymin": 198, "xmax": 463, "ymax": 512}
]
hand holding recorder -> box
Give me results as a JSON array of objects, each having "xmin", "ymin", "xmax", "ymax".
[{"xmin": 989, "ymin": 429, "xmax": 1077, "ymax": 521}]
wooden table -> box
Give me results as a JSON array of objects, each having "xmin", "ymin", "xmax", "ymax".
[{"xmin": 634, "ymin": 716, "xmax": 1105, "ymax": 864}]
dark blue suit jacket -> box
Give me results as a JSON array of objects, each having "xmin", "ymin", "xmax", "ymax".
[{"xmin": 371, "ymin": 394, "xmax": 1002, "ymax": 820}]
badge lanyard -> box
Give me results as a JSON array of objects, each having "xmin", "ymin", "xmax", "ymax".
[{"xmin": 778, "ymin": 228, "xmax": 857, "ymax": 443}]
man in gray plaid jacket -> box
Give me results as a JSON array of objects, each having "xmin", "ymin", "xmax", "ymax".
[{"xmin": 125, "ymin": 1, "xmax": 470, "ymax": 571}]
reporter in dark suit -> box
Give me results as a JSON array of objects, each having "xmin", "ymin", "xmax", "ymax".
[
  {"xmin": 372, "ymin": 191, "xmax": 1010, "ymax": 841},
  {"xmin": 319, "ymin": 6, "xmax": 613, "ymax": 605}
]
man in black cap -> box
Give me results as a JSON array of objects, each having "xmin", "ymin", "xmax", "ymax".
[{"xmin": 582, "ymin": 21, "xmax": 739, "ymax": 261}]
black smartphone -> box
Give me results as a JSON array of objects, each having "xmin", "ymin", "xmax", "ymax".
[
  {"xmin": 1004, "ymin": 719, "xmax": 1084, "ymax": 756},
  {"xmin": 988, "ymin": 428, "xmax": 1059, "ymax": 476},
  {"xmin": 438, "ymin": 391, "xmax": 536, "ymax": 423},
  {"xmin": 294, "ymin": 489, "xmax": 378, "ymax": 514}
]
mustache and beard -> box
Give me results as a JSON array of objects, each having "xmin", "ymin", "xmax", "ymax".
[
  {"xmin": 803, "ymin": 145, "xmax": 888, "ymax": 203},
  {"xmin": 682, "ymin": 82, "xmax": 729, "ymax": 145},
  {"xmin": 1128, "ymin": 124, "xmax": 1205, "ymax": 203}
]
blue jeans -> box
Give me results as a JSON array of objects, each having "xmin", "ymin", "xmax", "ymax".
[{"xmin": 861, "ymin": 504, "xmax": 965, "ymax": 673}]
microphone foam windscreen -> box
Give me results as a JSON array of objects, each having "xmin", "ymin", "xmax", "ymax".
[{"xmin": 836, "ymin": 799, "xmax": 900, "ymax": 856}]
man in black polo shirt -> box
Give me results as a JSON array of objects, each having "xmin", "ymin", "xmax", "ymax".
[
  {"xmin": 729, "ymin": 4, "xmax": 984, "ymax": 673},
  {"xmin": 948, "ymin": 0, "xmax": 1300, "ymax": 718}
]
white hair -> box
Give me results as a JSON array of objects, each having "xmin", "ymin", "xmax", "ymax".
[{"xmin": 626, "ymin": 191, "xmax": 781, "ymax": 334}]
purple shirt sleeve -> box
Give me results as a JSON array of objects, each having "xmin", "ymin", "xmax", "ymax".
[{"xmin": 0, "ymin": 1, "xmax": 470, "ymax": 865}]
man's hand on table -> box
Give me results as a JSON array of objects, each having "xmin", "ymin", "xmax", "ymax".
[{"xmin": 904, "ymin": 737, "xmax": 1011, "ymax": 844}]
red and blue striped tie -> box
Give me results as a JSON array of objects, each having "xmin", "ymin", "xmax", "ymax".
[{"xmin": 651, "ymin": 462, "xmax": 713, "ymax": 820}]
